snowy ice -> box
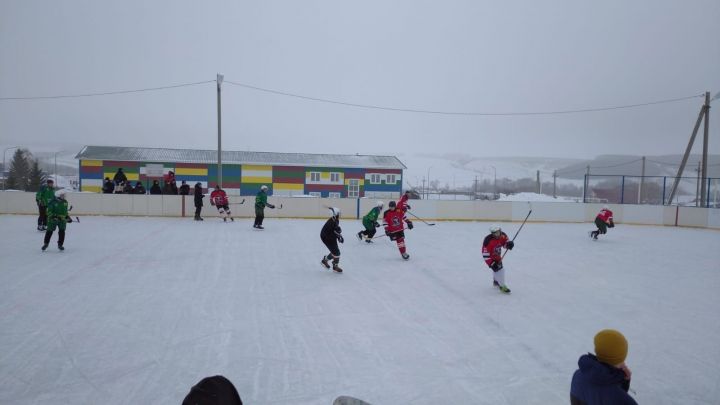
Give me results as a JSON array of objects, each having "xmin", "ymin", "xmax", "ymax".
[{"xmin": 1, "ymin": 214, "xmax": 719, "ymax": 404}]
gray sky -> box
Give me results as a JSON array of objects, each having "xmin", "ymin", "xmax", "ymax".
[{"xmin": 1, "ymin": 0, "xmax": 719, "ymax": 159}]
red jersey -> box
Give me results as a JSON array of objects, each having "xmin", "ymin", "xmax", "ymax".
[
  {"xmin": 482, "ymin": 232, "xmax": 509, "ymax": 265},
  {"xmin": 596, "ymin": 209, "xmax": 613, "ymax": 223},
  {"xmin": 210, "ymin": 189, "xmax": 229, "ymax": 206},
  {"xmin": 383, "ymin": 209, "xmax": 407, "ymax": 233},
  {"xmin": 397, "ymin": 194, "xmax": 410, "ymax": 212}
]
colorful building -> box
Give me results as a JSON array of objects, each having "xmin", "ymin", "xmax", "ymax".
[{"xmin": 75, "ymin": 146, "xmax": 406, "ymax": 198}]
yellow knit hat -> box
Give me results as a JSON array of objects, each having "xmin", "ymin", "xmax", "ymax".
[{"xmin": 594, "ymin": 329, "xmax": 628, "ymax": 365}]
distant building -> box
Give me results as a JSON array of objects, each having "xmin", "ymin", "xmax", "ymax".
[{"xmin": 74, "ymin": 145, "xmax": 406, "ymax": 198}]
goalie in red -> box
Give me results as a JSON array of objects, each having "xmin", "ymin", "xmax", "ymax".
[{"xmin": 210, "ymin": 185, "xmax": 233, "ymax": 222}]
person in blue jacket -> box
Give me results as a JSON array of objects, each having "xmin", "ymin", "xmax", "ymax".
[{"xmin": 571, "ymin": 329, "xmax": 637, "ymax": 404}]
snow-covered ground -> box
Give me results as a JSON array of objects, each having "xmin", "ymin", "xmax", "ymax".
[{"xmin": 1, "ymin": 215, "xmax": 719, "ymax": 405}]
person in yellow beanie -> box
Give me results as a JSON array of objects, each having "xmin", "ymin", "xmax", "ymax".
[{"xmin": 570, "ymin": 329, "xmax": 636, "ymax": 405}]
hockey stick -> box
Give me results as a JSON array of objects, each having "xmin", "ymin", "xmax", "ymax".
[
  {"xmin": 67, "ymin": 206, "xmax": 80, "ymax": 223},
  {"xmin": 407, "ymin": 210, "xmax": 435, "ymax": 226},
  {"xmin": 501, "ymin": 209, "xmax": 532, "ymax": 259},
  {"xmin": 229, "ymin": 199, "xmax": 245, "ymax": 205}
]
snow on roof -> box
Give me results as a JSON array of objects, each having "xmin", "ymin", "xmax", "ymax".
[{"xmin": 75, "ymin": 145, "xmax": 406, "ymax": 170}]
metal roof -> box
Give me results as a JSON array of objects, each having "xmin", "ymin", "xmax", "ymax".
[{"xmin": 75, "ymin": 146, "xmax": 406, "ymax": 169}]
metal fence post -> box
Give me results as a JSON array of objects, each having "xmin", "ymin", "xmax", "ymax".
[
  {"xmin": 620, "ymin": 176, "xmax": 625, "ymax": 204},
  {"xmin": 662, "ymin": 177, "xmax": 667, "ymax": 205}
]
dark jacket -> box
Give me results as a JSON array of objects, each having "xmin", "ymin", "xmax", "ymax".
[
  {"xmin": 570, "ymin": 354, "xmax": 636, "ymax": 405},
  {"xmin": 320, "ymin": 217, "xmax": 342, "ymax": 242},
  {"xmin": 179, "ymin": 184, "xmax": 190, "ymax": 195},
  {"xmin": 113, "ymin": 169, "xmax": 127, "ymax": 185},
  {"xmin": 122, "ymin": 182, "xmax": 133, "ymax": 194},
  {"xmin": 150, "ymin": 181, "xmax": 162, "ymax": 195},
  {"xmin": 133, "ymin": 184, "xmax": 146, "ymax": 194},
  {"xmin": 194, "ymin": 185, "xmax": 204, "ymax": 207},
  {"xmin": 102, "ymin": 179, "xmax": 114, "ymax": 194}
]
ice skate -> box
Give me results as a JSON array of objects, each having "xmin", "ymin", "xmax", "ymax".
[
  {"xmin": 332, "ymin": 264, "xmax": 343, "ymax": 273},
  {"xmin": 402, "ymin": 253, "xmax": 410, "ymax": 260},
  {"xmin": 356, "ymin": 231, "xmax": 363, "ymax": 241},
  {"xmin": 41, "ymin": 243, "xmax": 48, "ymax": 251},
  {"xmin": 499, "ymin": 285, "xmax": 511, "ymax": 294},
  {"xmin": 321, "ymin": 257, "xmax": 331, "ymax": 269},
  {"xmin": 58, "ymin": 244, "xmax": 64, "ymax": 251}
]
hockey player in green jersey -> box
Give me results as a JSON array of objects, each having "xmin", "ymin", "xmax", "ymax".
[
  {"xmin": 42, "ymin": 189, "xmax": 72, "ymax": 251},
  {"xmin": 357, "ymin": 201, "xmax": 383, "ymax": 242},
  {"xmin": 253, "ymin": 185, "xmax": 275, "ymax": 229},
  {"xmin": 35, "ymin": 178, "xmax": 55, "ymax": 231}
]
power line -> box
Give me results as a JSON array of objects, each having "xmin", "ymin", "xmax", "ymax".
[
  {"xmin": 225, "ymin": 80, "xmax": 703, "ymax": 116},
  {"xmin": 0, "ymin": 80, "xmax": 215, "ymax": 100}
]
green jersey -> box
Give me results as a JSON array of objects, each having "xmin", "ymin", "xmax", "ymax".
[
  {"xmin": 35, "ymin": 185, "xmax": 55, "ymax": 206},
  {"xmin": 255, "ymin": 190, "xmax": 267, "ymax": 208}
]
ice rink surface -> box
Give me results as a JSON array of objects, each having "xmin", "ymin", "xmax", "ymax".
[{"xmin": 1, "ymin": 214, "xmax": 719, "ymax": 404}]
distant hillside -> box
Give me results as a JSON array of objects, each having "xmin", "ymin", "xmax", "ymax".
[{"xmin": 399, "ymin": 153, "xmax": 720, "ymax": 189}]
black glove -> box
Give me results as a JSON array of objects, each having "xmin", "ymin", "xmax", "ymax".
[
  {"xmin": 608, "ymin": 220, "xmax": 615, "ymax": 228},
  {"xmin": 374, "ymin": 221, "xmax": 381, "ymax": 228},
  {"xmin": 337, "ymin": 235, "xmax": 344, "ymax": 243},
  {"xmin": 406, "ymin": 220, "xmax": 414, "ymax": 229},
  {"xmin": 267, "ymin": 203, "xmax": 275, "ymax": 209},
  {"xmin": 505, "ymin": 241, "xmax": 514, "ymax": 250},
  {"xmin": 490, "ymin": 260, "xmax": 503, "ymax": 272},
  {"xmin": 66, "ymin": 216, "xmax": 73, "ymax": 223},
  {"xmin": 406, "ymin": 204, "xmax": 411, "ymax": 210}
]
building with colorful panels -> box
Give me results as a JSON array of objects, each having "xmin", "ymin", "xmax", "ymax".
[{"xmin": 75, "ymin": 146, "xmax": 406, "ymax": 197}]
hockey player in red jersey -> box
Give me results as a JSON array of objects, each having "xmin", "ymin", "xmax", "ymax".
[
  {"xmin": 210, "ymin": 185, "xmax": 233, "ymax": 222},
  {"xmin": 396, "ymin": 190, "xmax": 412, "ymax": 212},
  {"xmin": 383, "ymin": 200, "xmax": 414, "ymax": 260},
  {"xmin": 482, "ymin": 225, "xmax": 514, "ymax": 293},
  {"xmin": 590, "ymin": 205, "xmax": 614, "ymax": 240}
]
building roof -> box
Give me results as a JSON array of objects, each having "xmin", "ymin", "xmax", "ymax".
[{"xmin": 75, "ymin": 146, "xmax": 406, "ymax": 169}]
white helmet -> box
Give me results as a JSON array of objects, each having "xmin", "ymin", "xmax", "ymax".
[
  {"xmin": 55, "ymin": 189, "xmax": 67, "ymax": 198},
  {"xmin": 602, "ymin": 204, "xmax": 609, "ymax": 210},
  {"xmin": 260, "ymin": 185, "xmax": 268, "ymax": 191},
  {"xmin": 330, "ymin": 207, "xmax": 341, "ymax": 218},
  {"xmin": 376, "ymin": 201, "xmax": 384, "ymax": 208},
  {"xmin": 489, "ymin": 225, "xmax": 502, "ymax": 234}
]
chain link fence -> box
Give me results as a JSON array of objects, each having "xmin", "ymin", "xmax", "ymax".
[{"xmin": 584, "ymin": 175, "xmax": 720, "ymax": 207}]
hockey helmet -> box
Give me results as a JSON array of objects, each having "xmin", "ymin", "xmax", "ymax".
[
  {"xmin": 489, "ymin": 225, "xmax": 502, "ymax": 234},
  {"xmin": 376, "ymin": 201, "xmax": 384, "ymax": 208},
  {"xmin": 602, "ymin": 204, "xmax": 609, "ymax": 210},
  {"xmin": 330, "ymin": 207, "xmax": 341, "ymax": 218},
  {"xmin": 55, "ymin": 189, "xmax": 67, "ymax": 198},
  {"xmin": 388, "ymin": 201, "xmax": 396, "ymax": 208},
  {"xmin": 260, "ymin": 185, "xmax": 268, "ymax": 191}
]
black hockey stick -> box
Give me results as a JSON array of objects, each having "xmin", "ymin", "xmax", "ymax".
[
  {"xmin": 502, "ymin": 209, "xmax": 531, "ymax": 259},
  {"xmin": 407, "ymin": 210, "xmax": 435, "ymax": 226},
  {"xmin": 229, "ymin": 199, "xmax": 245, "ymax": 205},
  {"xmin": 68, "ymin": 205, "xmax": 80, "ymax": 223}
]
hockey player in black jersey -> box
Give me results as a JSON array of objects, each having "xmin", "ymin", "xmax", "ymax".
[{"xmin": 320, "ymin": 207, "xmax": 344, "ymax": 273}]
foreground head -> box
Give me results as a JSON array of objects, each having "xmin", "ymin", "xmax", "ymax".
[
  {"xmin": 594, "ymin": 329, "xmax": 628, "ymax": 366},
  {"xmin": 54, "ymin": 189, "xmax": 67, "ymax": 199},
  {"xmin": 489, "ymin": 225, "xmax": 502, "ymax": 237},
  {"xmin": 388, "ymin": 201, "xmax": 396, "ymax": 209},
  {"xmin": 195, "ymin": 182, "xmax": 202, "ymax": 187},
  {"xmin": 46, "ymin": 179, "xmax": 54, "ymax": 186},
  {"xmin": 182, "ymin": 375, "xmax": 242, "ymax": 405},
  {"xmin": 181, "ymin": 180, "xmax": 186, "ymax": 185},
  {"xmin": 260, "ymin": 185, "xmax": 268, "ymax": 191},
  {"xmin": 330, "ymin": 207, "xmax": 341, "ymax": 219}
]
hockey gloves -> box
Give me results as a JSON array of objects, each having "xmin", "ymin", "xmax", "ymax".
[
  {"xmin": 505, "ymin": 241, "xmax": 514, "ymax": 250},
  {"xmin": 608, "ymin": 220, "xmax": 615, "ymax": 228},
  {"xmin": 267, "ymin": 203, "xmax": 275, "ymax": 209},
  {"xmin": 66, "ymin": 216, "xmax": 73, "ymax": 223},
  {"xmin": 374, "ymin": 221, "xmax": 381, "ymax": 228},
  {"xmin": 337, "ymin": 235, "xmax": 344, "ymax": 243},
  {"xmin": 406, "ymin": 220, "xmax": 414, "ymax": 229},
  {"xmin": 490, "ymin": 260, "xmax": 503, "ymax": 272}
]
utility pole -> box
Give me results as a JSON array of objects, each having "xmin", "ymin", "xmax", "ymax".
[
  {"xmin": 422, "ymin": 178, "xmax": 426, "ymax": 200},
  {"xmin": 536, "ymin": 170, "xmax": 540, "ymax": 194},
  {"xmin": 696, "ymin": 161, "xmax": 702, "ymax": 207},
  {"xmin": 553, "ymin": 170, "xmax": 557, "ymax": 198},
  {"xmin": 638, "ymin": 156, "xmax": 645, "ymax": 204},
  {"xmin": 700, "ymin": 91, "xmax": 710, "ymax": 206},
  {"xmin": 474, "ymin": 175, "xmax": 478, "ymax": 200},
  {"xmin": 584, "ymin": 165, "xmax": 590, "ymax": 202},
  {"xmin": 668, "ymin": 92, "xmax": 709, "ymax": 205},
  {"xmin": 217, "ymin": 73, "xmax": 224, "ymax": 188}
]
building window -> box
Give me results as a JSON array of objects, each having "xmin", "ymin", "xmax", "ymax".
[
  {"xmin": 328, "ymin": 192, "xmax": 341, "ymax": 198},
  {"xmin": 370, "ymin": 174, "xmax": 381, "ymax": 184},
  {"xmin": 330, "ymin": 172, "xmax": 340, "ymax": 183},
  {"xmin": 386, "ymin": 174, "xmax": 396, "ymax": 184},
  {"xmin": 309, "ymin": 192, "xmax": 321, "ymax": 197},
  {"xmin": 310, "ymin": 172, "xmax": 320, "ymax": 182},
  {"xmin": 348, "ymin": 179, "xmax": 360, "ymax": 198}
]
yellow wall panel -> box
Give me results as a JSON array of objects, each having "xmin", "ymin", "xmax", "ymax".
[
  {"xmin": 242, "ymin": 176, "xmax": 272, "ymax": 183},
  {"xmin": 273, "ymin": 183, "xmax": 304, "ymax": 190},
  {"xmin": 82, "ymin": 185, "xmax": 102, "ymax": 192},
  {"xmin": 175, "ymin": 167, "xmax": 207, "ymax": 176},
  {"xmin": 81, "ymin": 160, "xmax": 103, "ymax": 166},
  {"xmin": 243, "ymin": 165, "xmax": 272, "ymax": 171}
]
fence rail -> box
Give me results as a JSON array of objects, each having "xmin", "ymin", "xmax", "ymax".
[{"xmin": 584, "ymin": 175, "xmax": 720, "ymax": 207}]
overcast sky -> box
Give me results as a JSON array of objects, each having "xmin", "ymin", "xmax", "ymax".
[{"xmin": 1, "ymin": 0, "xmax": 719, "ymax": 160}]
